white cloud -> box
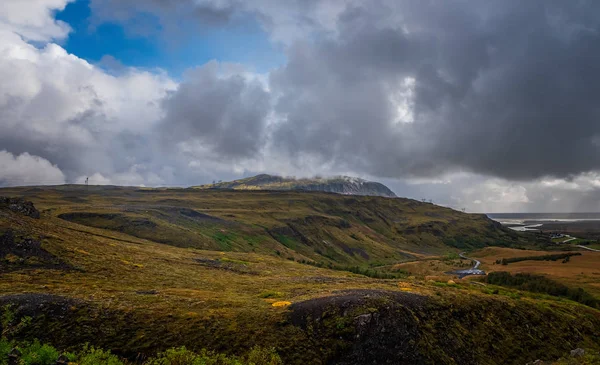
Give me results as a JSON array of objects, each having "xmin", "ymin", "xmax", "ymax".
[
  {"xmin": 0, "ymin": 28, "xmax": 176, "ymax": 183},
  {"xmin": 0, "ymin": 150, "xmax": 65, "ymax": 186},
  {"xmin": 0, "ymin": 0, "xmax": 73, "ymax": 42}
]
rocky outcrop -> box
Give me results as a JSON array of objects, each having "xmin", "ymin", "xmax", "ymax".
[
  {"xmin": 0, "ymin": 197, "xmax": 40, "ymax": 218},
  {"xmin": 0, "ymin": 230, "xmax": 70, "ymax": 272},
  {"xmin": 289, "ymin": 290, "xmax": 600, "ymax": 365}
]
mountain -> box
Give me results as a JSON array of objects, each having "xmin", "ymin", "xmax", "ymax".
[
  {"xmin": 0, "ymin": 185, "xmax": 598, "ymax": 364},
  {"xmin": 194, "ymin": 174, "xmax": 397, "ymax": 197}
]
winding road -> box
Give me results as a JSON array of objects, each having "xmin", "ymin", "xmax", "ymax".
[
  {"xmin": 576, "ymin": 245, "xmax": 600, "ymax": 252},
  {"xmin": 448, "ymin": 252, "xmax": 486, "ymax": 278},
  {"xmin": 459, "ymin": 252, "xmax": 481, "ymax": 269}
]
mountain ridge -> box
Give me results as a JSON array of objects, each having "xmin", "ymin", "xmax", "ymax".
[{"xmin": 193, "ymin": 174, "xmax": 397, "ymax": 198}]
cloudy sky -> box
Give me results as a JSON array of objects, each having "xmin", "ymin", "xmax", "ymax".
[{"xmin": 1, "ymin": 0, "xmax": 600, "ymax": 212}]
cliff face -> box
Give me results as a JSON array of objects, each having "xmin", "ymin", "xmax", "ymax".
[{"xmin": 195, "ymin": 174, "xmax": 397, "ymax": 198}]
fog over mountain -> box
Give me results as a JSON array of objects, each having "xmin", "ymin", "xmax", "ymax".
[{"xmin": 2, "ymin": 0, "xmax": 600, "ymax": 212}]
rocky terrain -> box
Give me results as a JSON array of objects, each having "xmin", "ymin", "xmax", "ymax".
[{"xmin": 0, "ymin": 196, "xmax": 40, "ymax": 218}]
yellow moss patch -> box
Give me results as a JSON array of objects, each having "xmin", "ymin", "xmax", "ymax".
[
  {"xmin": 121, "ymin": 260, "xmax": 144, "ymax": 268},
  {"xmin": 272, "ymin": 301, "xmax": 292, "ymax": 307},
  {"xmin": 74, "ymin": 248, "xmax": 90, "ymax": 255}
]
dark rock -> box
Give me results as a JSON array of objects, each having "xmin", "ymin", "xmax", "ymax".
[
  {"xmin": 0, "ymin": 293, "xmax": 82, "ymax": 320},
  {"xmin": 0, "ymin": 197, "xmax": 40, "ymax": 218},
  {"xmin": 290, "ymin": 289, "xmax": 427, "ymax": 365},
  {"xmin": 0, "ymin": 230, "xmax": 71, "ymax": 272},
  {"xmin": 56, "ymin": 354, "xmax": 70, "ymax": 365},
  {"xmin": 135, "ymin": 290, "xmax": 159, "ymax": 295}
]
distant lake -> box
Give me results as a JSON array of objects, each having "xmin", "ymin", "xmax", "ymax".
[{"xmin": 487, "ymin": 213, "xmax": 600, "ymax": 231}]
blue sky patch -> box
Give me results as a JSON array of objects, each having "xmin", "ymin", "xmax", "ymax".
[{"xmin": 56, "ymin": 0, "xmax": 284, "ymax": 76}]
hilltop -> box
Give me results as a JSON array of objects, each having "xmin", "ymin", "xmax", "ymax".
[
  {"xmin": 0, "ymin": 186, "xmax": 599, "ymax": 364},
  {"xmin": 194, "ymin": 174, "xmax": 398, "ymax": 198}
]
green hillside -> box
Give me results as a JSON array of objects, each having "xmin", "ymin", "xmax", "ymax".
[
  {"xmin": 1, "ymin": 185, "xmax": 522, "ymax": 266},
  {"xmin": 1, "ymin": 186, "xmax": 598, "ymax": 364}
]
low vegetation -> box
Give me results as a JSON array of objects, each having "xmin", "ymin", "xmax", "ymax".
[
  {"xmin": 495, "ymin": 252, "xmax": 582, "ymax": 265},
  {"xmin": 485, "ymin": 272, "xmax": 600, "ymax": 309},
  {"xmin": 0, "ymin": 337, "xmax": 282, "ymax": 365}
]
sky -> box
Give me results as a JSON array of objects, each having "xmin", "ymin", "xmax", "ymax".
[{"xmin": 1, "ymin": 0, "xmax": 600, "ymax": 213}]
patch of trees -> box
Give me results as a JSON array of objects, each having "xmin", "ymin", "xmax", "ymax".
[
  {"xmin": 295, "ymin": 258, "xmax": 407, "ymax": 279},
  {"xmin": 486, "ymin": 272, "xmax": 599, "ymax": 309},
  {"xmin": 495, "ymin": 252, "xmax": 581, "ymax": 265}
]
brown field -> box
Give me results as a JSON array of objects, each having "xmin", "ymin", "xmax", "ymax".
[
  {"xmin": 472, "ymin": 247, "xmax": 600, "ymax": 296},
  {"xmin": 391, "ymin": 258, "xmax": 473, "ymax": 277}
]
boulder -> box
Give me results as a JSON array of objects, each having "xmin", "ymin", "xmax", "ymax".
[{"xmin": 0, "ymin": 197, "xmax": 40, "ymax": 218}]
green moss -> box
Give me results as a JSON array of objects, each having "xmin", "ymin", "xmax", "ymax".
[{"xmin": 258, "ymin": 291, "xmax": 283, "ymax": 299}]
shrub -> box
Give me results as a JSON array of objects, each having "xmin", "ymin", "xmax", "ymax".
[
  {"xmin": 146, "ymin": 346, "xmax": 244, "ymax": 365},
  {"xmin": 19, "ymin": 340, "xmax": 60, "ymax": 365},
  {"xmin": 0, "ymin": 338, "xmax": 13, "ymax": 365},
  {"xmin": 246, "ymin": 346, "xmax": 282, "ymax": 365},
  {"xmin": 0, "ymin": 338, "xmax": 282, "ymax": 365},
  {"xmin": 77, "ymin": 344, "xmax": 124, "ymax": 365},
  {"xmin": 494, "ymin": 253, "xmax": 581, "ymax": 265}
]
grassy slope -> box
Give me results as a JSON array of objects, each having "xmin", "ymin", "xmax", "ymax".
[
  {"xmin": 0, "ymin": 185, "xmax": 523, "ymax": 266},
  {"xmin": 0, "ymin": 186, "xmax": 599, "ymax": 364}
]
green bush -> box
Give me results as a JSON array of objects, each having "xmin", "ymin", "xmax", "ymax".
[
  {"xmin": 0, "ymin": 338, "xmax": 13, "ymax": 365},
  {"xmin": 77, "ymin": 345, "xmax": 124, "ymax": 365},
  {"xmin": 146, "ymin": 346, "xmax": 243, "ymax": 365},
  {"xmin": 19, "ymin": 340, "xmax": 60, "ymax": 365},
  {"xmin": 0, "ymin": 338, "xmax": 282, "ymax": 365},
  {"xmin": 246, "ymin": 346, "xmax": 283, "ymax": 365}
]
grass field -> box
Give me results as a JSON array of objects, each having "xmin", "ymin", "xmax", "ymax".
[
  {"xmin": 471, "ymin": 247, "xmax": 600, "ymax": 296},
  {"xmin": 0, "ymin": 186, "xmax": 599, "ymax": 364}
]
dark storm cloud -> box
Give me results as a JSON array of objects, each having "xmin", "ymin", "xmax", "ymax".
[
  {"xmin": 270, "ymin": 0, "xmax": 600, "ymax": 180},
  {"xmin": 159, "ymin": 62, "xmax": 271, "ymax": 159}
]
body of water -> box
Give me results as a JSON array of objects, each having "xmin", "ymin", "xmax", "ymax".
[{"xmin": 487, "ymin": 213, "xmax": 600, "ymax": 231}]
